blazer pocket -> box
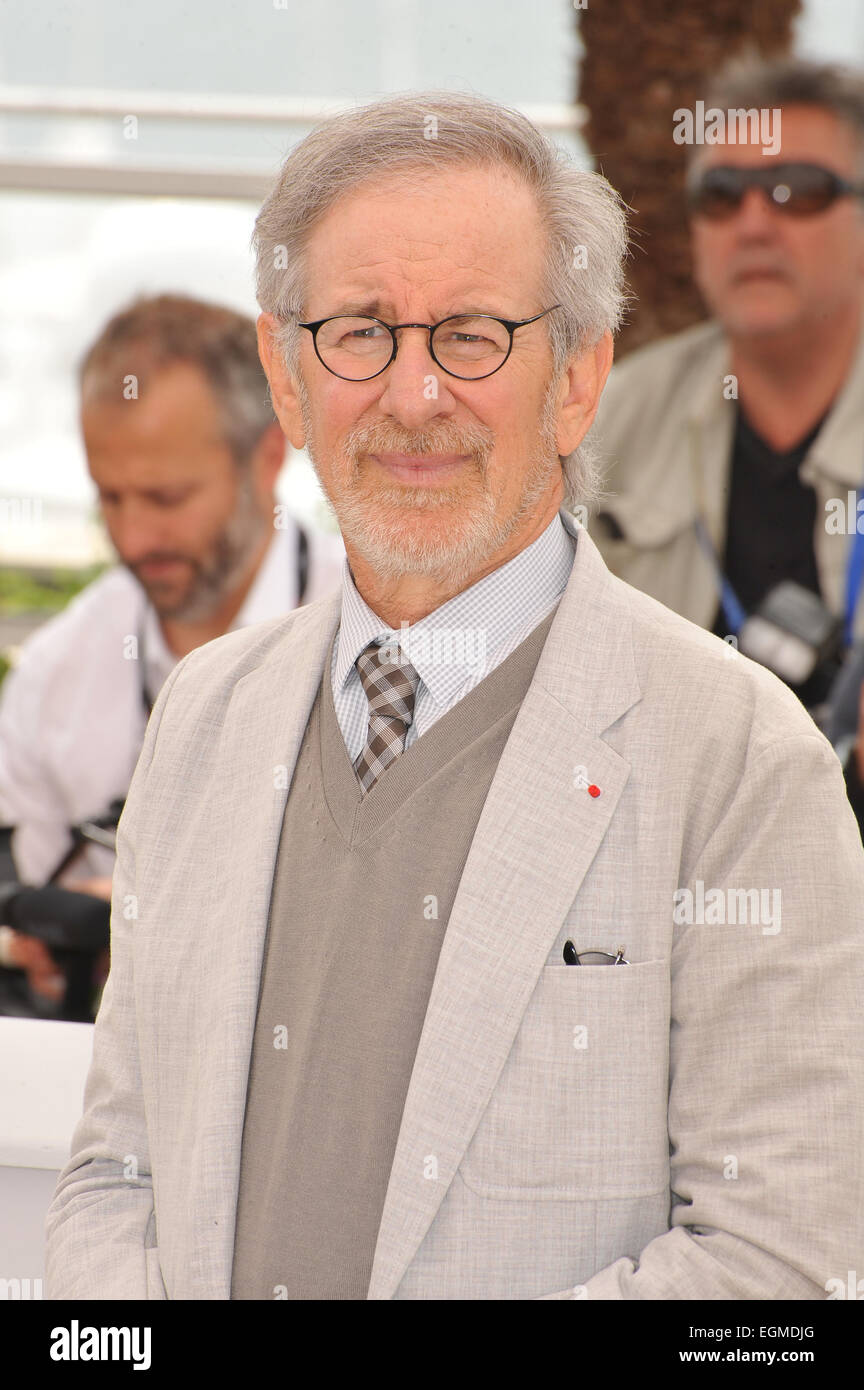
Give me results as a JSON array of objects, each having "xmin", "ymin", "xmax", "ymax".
[{"xmin": 458, "ymin": 959, "xmax": 670, "ymax": 1200}]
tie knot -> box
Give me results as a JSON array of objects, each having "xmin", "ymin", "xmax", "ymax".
[{"xmin": 355, "ymin": 641, "xmax": 421, "ymax": 725}]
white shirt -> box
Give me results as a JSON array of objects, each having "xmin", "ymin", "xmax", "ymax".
[
  {"xmin": 332, "ymin": 510, "xmax": 576, "ymax": 761},
  {"xmin": 0, "ymin": 520, "xmax": 343, "ymax": 885}
]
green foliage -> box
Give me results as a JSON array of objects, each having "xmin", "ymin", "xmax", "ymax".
[
  {"xmin": 0, "ymin": 564, "xmax": 108, "ymax": 691},
  {"xmin": 0, "ymin": 564, "xmax": 107, "ymax": 613}
]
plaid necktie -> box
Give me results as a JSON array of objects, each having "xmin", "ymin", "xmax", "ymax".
[{"xmin": 353, "ymin": 641, "xmax": 421, "ymax": 794}]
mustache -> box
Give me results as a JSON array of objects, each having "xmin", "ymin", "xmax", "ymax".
[
  {"xmin": 340, "ymin": 420, "xmax": 495, "ymax": 462},
  {"xmin": 129, "ymin": 554, "xmax": 194, "ymax": 574}
]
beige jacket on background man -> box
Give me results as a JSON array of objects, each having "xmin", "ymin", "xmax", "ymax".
[
  {"xmin": 45, "ymin": 516, "xmax": 864, "ymax": 1300},
  {"xmin": 588, "ymin": 319, "xmax": 864, "ymax": 645}
]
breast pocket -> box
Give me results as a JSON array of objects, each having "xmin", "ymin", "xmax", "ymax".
[{"xmin": 458, "ymin": 959, "xmax": 670, "ymax": 1200}]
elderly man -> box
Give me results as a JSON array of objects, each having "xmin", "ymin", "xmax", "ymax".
[
  {"xmin": 46, "ymin": 92, "xmax": 863, "ymax": 1301},
  {"xmin": 590, "ymin": 57, "xmax": 864, "ymax": 715}
]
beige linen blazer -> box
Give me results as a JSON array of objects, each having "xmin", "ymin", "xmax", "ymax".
[
  {"xmin": 45, "ymin": 512, "xmax": 864, "ymax": 1300},
  {"xmin": 588, "ymin": 319, "xmax": 864, "ymax": 646}
]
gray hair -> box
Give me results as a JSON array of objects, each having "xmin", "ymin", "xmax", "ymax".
[
  {"xmin": 252, "ymin": 90, "xmax": 630, "ymax": 511},
  {"xmin": 694, "ymin": 54, "xmax": 864, "ymax": 177}
]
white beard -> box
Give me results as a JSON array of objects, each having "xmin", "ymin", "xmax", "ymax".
[{"xmin": 298, "ymin": 375, "xmax": 562, "ymax": 587}]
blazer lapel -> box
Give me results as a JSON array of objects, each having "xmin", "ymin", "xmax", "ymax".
[{"xmin": 367, "ymin": 520, "xmax": 643, "ymax": 1299}]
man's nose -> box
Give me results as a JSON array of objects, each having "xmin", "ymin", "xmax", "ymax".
[
  {"xmin": 103, "ymin": 501, "xmax": 171, "ymax": 562},
  {"xmin": 377, "ymin": 326, "xmax": 456, "ymax": 424},
  {"xmin": 731, "ymin": 185, "xmax": 782, "ymax": 237}
]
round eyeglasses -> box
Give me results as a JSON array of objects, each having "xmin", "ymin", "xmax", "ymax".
[{"xmin": 295, "ymin": 307, "xmax": 562, "ymax": 382}]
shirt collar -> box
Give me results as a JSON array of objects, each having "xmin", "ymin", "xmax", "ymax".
[{"xmin": 333, "ymin": 509, "xmax": 576, "ymax": 709}]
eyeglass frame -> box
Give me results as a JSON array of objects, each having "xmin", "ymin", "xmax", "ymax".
[
  {"xmin": 293, "ymin": 305, "xmax": 563, "ymax": 382},
  {"xmin": 686, "ymin": 160, "xmax": 864, "ymax": 219}
]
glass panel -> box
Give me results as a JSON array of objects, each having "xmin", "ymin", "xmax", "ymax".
[{"xmin": 0, "ymin": 0, "xmax": 584, "ymax": 171}]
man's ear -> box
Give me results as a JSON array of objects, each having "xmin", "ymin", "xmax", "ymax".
[
  {"xmin": 257, "ymin": 313, "xmax": 306, "ymax": 450},
  {"xmin": 555, "ymin": 330, "xmax": 614, "ymax": 457}
]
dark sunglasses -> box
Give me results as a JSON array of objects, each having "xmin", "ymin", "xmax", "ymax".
[{"xmin": 687, "ymin": 162, "xmax": 864, "ymax": 219}]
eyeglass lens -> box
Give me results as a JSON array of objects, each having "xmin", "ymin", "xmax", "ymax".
[
  {"xmin": 314, "ymin": 315, "xmax": 512, "ymax": 380},
  {"xmin": 692, "ymin": 164, "xmax": 842, "ymax": 219}
]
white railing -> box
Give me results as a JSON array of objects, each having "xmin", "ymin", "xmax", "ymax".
[
  {"xmin": 0, "ymin": 87, "xmax": 587, "ymax": 198},
  {"xmin": 0, "ymin": 85, "xmax": 585, "ymax": 127}
]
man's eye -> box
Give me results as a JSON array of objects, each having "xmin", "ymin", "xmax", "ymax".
[
  {"xmin": 151, "ymin": 492, "xmax": 192, "ymax": 507},
  {"xmin": 345, "ymin": 325, "xmax": 387, "ymax": 341},
  {"xmin": 440, "ymin": 331, "xmax": 492, "ymax": 345}
]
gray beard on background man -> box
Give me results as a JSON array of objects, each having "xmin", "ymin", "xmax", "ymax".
[{"xmin": 128, "ymin": 472, "xmax": 271, "ymax": 623}]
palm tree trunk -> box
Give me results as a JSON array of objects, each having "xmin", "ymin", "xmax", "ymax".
[{"xmin": 577, "ymin": 0, "xmax": 801, "ymax": 355}]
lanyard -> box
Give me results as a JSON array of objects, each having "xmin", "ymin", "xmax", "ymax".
[
  {"xmin": 137, "ymin": 524, "xmax": 310, "ymax": 718},
  {"xmin": 695, "ymin": 510, "xmax": 864, "ymax": 645},
  {"xmin": 843, "ymin": 516, "xmax": 864, "ymax": 648},
  {"xmin": 693, "ymin": 518, "xmax": 747, "ymax": 635}
]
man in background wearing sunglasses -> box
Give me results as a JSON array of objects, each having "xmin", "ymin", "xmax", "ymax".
[{"xmin": 591, "ymin": 56, "xmax": 864, "ymax": 729}]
